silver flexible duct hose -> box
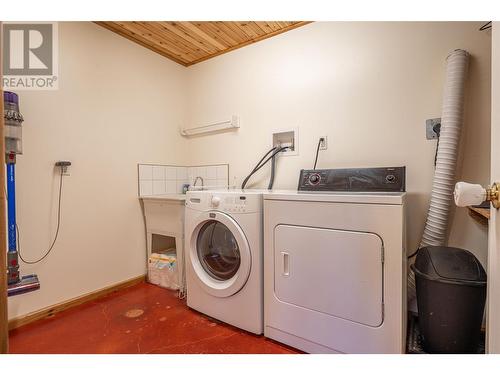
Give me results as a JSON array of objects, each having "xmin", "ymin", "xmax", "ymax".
[{"xmin": 408, "ymin": 49, "xmax": 470, "ymax": 302}]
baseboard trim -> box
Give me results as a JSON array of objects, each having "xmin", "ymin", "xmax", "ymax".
[{"xmin": 8, "ymin": 275, "xmax": 146, "ymax": 331}]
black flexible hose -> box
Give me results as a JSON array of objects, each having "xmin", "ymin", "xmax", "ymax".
[
  {"xmin": 268, "ymin": 153, "xmax": 277, "ymax": 189},
  {"xmin": 254, "ymin": 146, "xmax": 277, "ymax": 170},
  {"xmin": 241, "ymin": 147, "xmax": 276, "ymax": 189},
  {"xmin": 241, "ymin": 146, "xmax": 276, "ymax": 189},
  {"xmin": 241, "ymin": 146, "xmax": 276, "ymax": 185},
  {"xmin": 255, "ymin": 146, "xmax": 289, "ymax": 174},
  {"xmin": 241, "ymin": 146, "xmax": 289, "ymax": 189}
]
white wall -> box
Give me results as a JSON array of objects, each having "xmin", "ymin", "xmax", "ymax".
[
  {"xmin": 186, "ymin": 22, "xmax": 491, "ymax": 264},
  {"xmin": 8, "ymin": 22, "xmax": 188, "ymax": 318}
]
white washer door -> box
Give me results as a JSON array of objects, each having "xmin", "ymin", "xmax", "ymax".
[{"xmin": 189, "ymin": 211, "xmax": 252, "ymax": 297}]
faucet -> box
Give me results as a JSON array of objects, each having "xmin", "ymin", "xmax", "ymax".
[{"xmin": 193, "ymin": 176, "xmax": 204, "ymax": 190}]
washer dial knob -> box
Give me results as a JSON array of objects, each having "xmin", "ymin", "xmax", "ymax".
[{"xmin": 211, "ymin": 196, "xmax": 221, "ymax": 207}]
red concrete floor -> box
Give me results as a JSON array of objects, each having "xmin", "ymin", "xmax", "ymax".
[{"xmin": 8, "ymin": 282, "xmax": 301, "ymax": 354}]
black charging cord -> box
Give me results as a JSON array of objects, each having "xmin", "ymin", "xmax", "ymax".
[
  {"xmin": 313, "ymin": 138, "xmax": 324, "ymax": 170},
  {"xmin": 18, "ymin": 169, "xmax": 65, "ymax": 264},
  {"xmin": 241, "ymin": 146, "xmax": 290, "ymax": 189},
  {"xmin": 433, "ymin": 123, "xmax": 441, "ymax": 167},
  {"xmin": 408, "ymin": 125, "xmax": 442, "ymax": 260}
]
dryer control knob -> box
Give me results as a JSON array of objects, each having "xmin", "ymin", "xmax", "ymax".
[
  {"xmin": 308, "ymin": 173, "xmax": 321, "ymax": 185},
  {"xmin": 211, "ymin": 196, "xmax": 221, "ymax": 207}
]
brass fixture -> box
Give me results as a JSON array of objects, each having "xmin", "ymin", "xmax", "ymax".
[{"xmin": 487, "ymin": 182, "xmax": 500, "ymax": 209}]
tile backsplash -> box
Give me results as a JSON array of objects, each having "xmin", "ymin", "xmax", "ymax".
[{"xmin": 138, "ymin": 164, "xmax": 229, "ymax": 196}]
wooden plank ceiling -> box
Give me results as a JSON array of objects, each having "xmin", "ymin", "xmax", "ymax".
[{"xmin": 95, "ymin": 21, "xmax": 310, "ymax": 66}]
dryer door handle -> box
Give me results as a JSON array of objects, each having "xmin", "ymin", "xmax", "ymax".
[{"xmin": 281, "ymin": 251, "xmax": 290, "ymax": 277}]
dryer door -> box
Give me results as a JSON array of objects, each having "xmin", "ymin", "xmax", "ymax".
[
  {"xmin": 274, "ymin": 225, "xmax": 384, "ymax": 327},
  {"xmin": 189, "ymin": 211, "xmax": 252, "ymax": 297}
]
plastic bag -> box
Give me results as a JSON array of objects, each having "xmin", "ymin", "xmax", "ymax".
[{"xmin": 148, "ymin": 250, "xmax": 179, "ymax": 290}]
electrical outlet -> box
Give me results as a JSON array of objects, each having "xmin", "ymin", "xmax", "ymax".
[
  {"xmin": 426, "ymin": 118, "xmax": 441, "ymax": 140},
  {"xmin": 319, "ymin": 136, "xmax": 328, "ymax": 150}
]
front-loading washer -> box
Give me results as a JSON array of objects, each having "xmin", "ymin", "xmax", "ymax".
[{"xmin": 185, "ymin": 189, "xmax": 263, "ymax": 334}]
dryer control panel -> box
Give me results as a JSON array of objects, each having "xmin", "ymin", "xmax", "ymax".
[{"xmin": 298, "ymin": 166, "xmax": 406, "ymax": 192}]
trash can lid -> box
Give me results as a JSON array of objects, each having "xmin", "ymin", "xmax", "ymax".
[{"xmin": 414, "ymin": 246, "xmax": 486, "ymax": 285}]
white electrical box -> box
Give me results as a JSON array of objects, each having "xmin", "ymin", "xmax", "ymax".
[{"xmin": 272, "ymin": 128, "xmax": 298, "ymax": 156}]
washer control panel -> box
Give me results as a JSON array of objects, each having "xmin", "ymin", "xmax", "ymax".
[
  {"xmin": 216, "ymin": 195, "xmax": 249, "ymax": 213},
  {"xmin": 186, "ymin": 191, "xmax": 262, "ymax": 213},
  {"xmin": 298, "ymin": 166, "xmax": 406, "ymax": 192}
]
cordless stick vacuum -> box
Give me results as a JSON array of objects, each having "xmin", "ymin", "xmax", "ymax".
[{"xmin": 4, "ymin": 91, "xmax": 40, "ymax": 296}]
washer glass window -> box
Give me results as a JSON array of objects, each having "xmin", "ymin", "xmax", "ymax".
[{"xmin": 196, "ymin": 220, "xmax": 241, "ymax": 281}]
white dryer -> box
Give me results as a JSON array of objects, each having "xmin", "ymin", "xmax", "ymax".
[
  {"xmin": 185, "ymin": 189, "xmax": 263, "ymax": 334},
  {"xmin": 264, "ymin": 190, "xmax": 406, "ymax": 353}
]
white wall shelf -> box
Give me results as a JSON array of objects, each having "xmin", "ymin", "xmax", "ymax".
[{"xmin": 180, "ymin": 115, "xmax": 239, "ymax": 137}]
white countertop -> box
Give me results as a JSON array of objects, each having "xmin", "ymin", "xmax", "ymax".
[{"xmin": 140, "ymin": 194, "xmax": 186, "ymax": 201}]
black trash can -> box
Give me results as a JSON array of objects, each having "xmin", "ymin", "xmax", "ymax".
[{"xmin": 411, "ymin": 246, "xmax": 487, "ymax": 353}]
